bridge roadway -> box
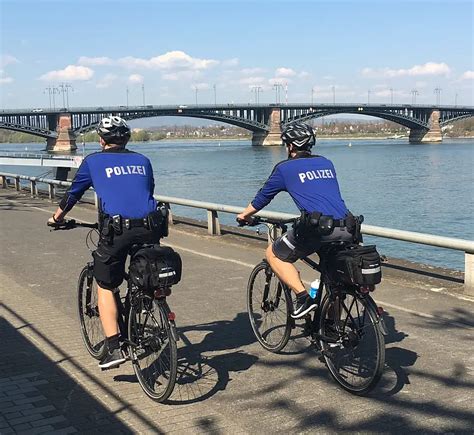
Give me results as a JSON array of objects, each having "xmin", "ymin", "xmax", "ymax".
[{"xmin": 0, "ymin": 190, "xmax": 473, "ymax": 434}]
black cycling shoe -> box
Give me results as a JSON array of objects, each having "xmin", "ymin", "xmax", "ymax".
[
  {"xmin": 291, "ymin": 294, "xmax": 318, "ymax": 319},
  {"xmin": 99, "ymin": 348, "xmax": 126, "ymax": 370}
]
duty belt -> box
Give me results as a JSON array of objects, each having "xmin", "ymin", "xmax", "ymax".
[{"xmin": 123, "ymin": 217, "xmax": 149, "ymax": 230}]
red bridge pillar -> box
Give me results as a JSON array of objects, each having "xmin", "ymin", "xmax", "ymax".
[
  {"xmin": 46, "ymin": 113, "xmax": 77, "ymax": 152},
  {"xmin": 252, "ymin": 108, "xmax": 282, "ymax": 146},
  {"xmin": 409, "ymin": 110, "xmax": 442, "ymax": 143}
]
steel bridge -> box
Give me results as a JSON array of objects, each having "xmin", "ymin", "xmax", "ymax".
[{"xmin": 0, "ymin": 103, "xmax": 473, "ymax": 150}]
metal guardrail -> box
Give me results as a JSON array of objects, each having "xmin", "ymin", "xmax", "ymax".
[{"xmin": 1, "ymin": 171, "xmax": 473, "ymax": 294}]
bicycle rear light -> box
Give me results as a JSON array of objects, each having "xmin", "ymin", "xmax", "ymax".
[
  {"xmin": 168, "ymin": 312, "xmax": 176, "ymax": 321},
  {"xmin": 360, "ymin": 284, "xmax": 375, "ymax": 293}
]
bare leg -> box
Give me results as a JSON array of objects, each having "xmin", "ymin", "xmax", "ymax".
[
  {"xmin": 98, "ymin": 286, "xmax": 119, "ymax": 337},
  {"xmin": 266, "ymin": 245, "xmax": 306, "ymax": 295}
]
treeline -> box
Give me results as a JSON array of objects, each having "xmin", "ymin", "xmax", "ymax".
[
  {"xmin": 0, "ymin": 130, "xmax": 166, "ymax": 144},
  {"xmin": 445, "ymin": 118, "xmax": 474, "ymax": 137}
]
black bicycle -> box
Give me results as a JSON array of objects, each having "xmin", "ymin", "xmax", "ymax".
[
  {"xmin": 242, "ymin": 216, "xmax": 387, "ymax": 395},
  {"xmin": 49, "ymin": 219, "xmax": 178, "ymax": 402}
]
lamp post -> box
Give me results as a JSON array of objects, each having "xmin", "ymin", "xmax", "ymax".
[
  {"xmin": 434, "ymin": 86, "xmax": 442, "ymax": 105},
  {"xmin": 272, "ymin": 83, "xmax": 283, "ymax": 104},
  {"xmin": 141, "ymin": 84, "xmax": 146, "ymax": 106},
  {"xmin": 213, "ymin": 84, "xmax": 217, "ymax": 105},
  {"xmin": 411, "ymin": 89, "xmax": 419, "ymax": 104},
  {"xmin": 251, "ymin": 86, "xmax": 262, "ymax": 104},
  {"xmin": 194, "ymin": 86, "xmax": 198, "ymax": 105},
  {"xmin": 58, "ymin": 83, "xmax": 73, "ymax": 108},
  {"xmin": 331, "ymin": 85, "xmax": 336, "ymax": 104},
  {"xmin": 389, "ymin": 87, "xmax": 394, "ymax": 104},
  {"xmin": 367, "ymin": 89, "xmax": 371, "ymax": 105},
  {"xmin": 126, "ymin": 86, "xmax": 129, "ymax": 107}
]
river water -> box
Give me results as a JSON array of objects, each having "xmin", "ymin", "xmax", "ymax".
[{"xmin": 1, "ymin": 138, "xmax": 473, "ymax": 270}]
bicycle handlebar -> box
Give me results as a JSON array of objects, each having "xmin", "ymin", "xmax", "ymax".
[
  {"xmin": 47, "ymin": 219, "xmax": 98, "ymax": 231},
  {"xmin": 236, "ymin": 216, "xmax": 296, "ymax": 228}
]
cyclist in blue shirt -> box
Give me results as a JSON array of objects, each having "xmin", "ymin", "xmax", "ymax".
[
  {"xmin": 48, "ymin": 116, "xmax": 163, "ymax": 369},
  {"xmin": 237, "ymin": 123, "xmax": 354, "ymax": 318}
]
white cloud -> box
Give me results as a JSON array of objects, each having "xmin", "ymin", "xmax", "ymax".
[
  {"xmin": 461, "ymin": 70, "xmax": 474, "ymax": 80},
  {"xmin": 78, "ymin": 56, "xmax": 113, "ymax": 66},
  {"xmin": 362, "ymin": 62, "xmax": 451, "ymax": 78},
  {"xmin": 223, "ymin": 58, "xmax": 239, "ymax": 67},
  {"xmin": 322, "ymin": 75, "xmax": 334, "ymax": 80},
  {"xmin": 162, "ymin": 70, "xmax": 200, "ymax": 81},
  {"xmin": 241, "ymin": 67, "xmax": 266, "ymax": 75},
  {"xmin": 96, "ymin": 73, "xmax": 118, "ymax": 88},
  {"xmin": 0, "ymin": 74, "xmax": 13, "ymax": 84},
  {"xmin": 118, "ymin": 51, "xmax": 218, "ymax": 71},
  {"xmin": 298, "ymin": 71, "xmax": 310, "ymax": 79},
  {"xmin": 0, "ymin": 55, "xmax": 19, "ymax": 68},
  {"xmin": 269, "ymin": 78, "xmax": 292, "ymax": 86},
  {"xmin": 191, "ymin": 83, "xmax": 210, "ymax": 90},
  {"xmin": 128, "ymin": 74, "xmax": 144, "ymax": 84},
  {"xmin": 40, "ymin": 65, "xmax": 94, "ymax": 81},
  {"xmin": 275, "ymin": 67, "xmax": 297, "ymax": 77},
  {"xmin": 239, "ymin": 76, "xmax": 266, "ymax": 86}
]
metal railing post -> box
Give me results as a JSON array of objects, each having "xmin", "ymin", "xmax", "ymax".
[
  {"xmin": 207, "ymin": 210, "xmax": 221, "ymax": 236},
  {"xmin": 15, "ymin": 177, "xmax": 20, "ymax": 191},
  {"xmin": 30, "ymin": 180, "xmax": 37, "ymax": 197},
  {"xmin": 465, "ymin": 252, "xmax": 474, "ymax": 296},
  {"xmin": 165, "ymin": 203, "xmax": 173, "ymax": 225},
  {"xmin": 48, "ymin": 183, "xmax": 55, "ymax": 201}
]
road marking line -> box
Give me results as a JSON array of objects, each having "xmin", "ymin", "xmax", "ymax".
[
  {"xmin": 167, "ymin": 243, "xmax": 474, "ymax": 326},
  {"xmin": 5, "ymin": 197, "xmax": 474, "ymax": 313}
]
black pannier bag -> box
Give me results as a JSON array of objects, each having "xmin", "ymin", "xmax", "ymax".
[
  {"xmin": 129, "ymin": 246, "xmax": 182, "ymax": 290},
  {"xmin": 329, "ymin": 245, "xmax": 382, "ymax": 286}
]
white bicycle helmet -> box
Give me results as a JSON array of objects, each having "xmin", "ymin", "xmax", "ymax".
[
  {"xmin": 96, "ymin": 116, "xmax": 131, "ymax": 142},
  {"xmin": 281, "ymin": 122, "xmax": 315, "ymax": 149}
]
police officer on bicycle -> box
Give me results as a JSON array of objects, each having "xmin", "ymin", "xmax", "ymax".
[
  {"xmin": 48, "ymin": 116, "xmax": 164, "ymax": 369},
  {"xmin": 237, "ymin": 122, "xmax": 355, "ymax": 319}
]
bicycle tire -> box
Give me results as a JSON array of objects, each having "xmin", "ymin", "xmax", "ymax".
[
  {"xmin": 319, "ymin": 289, "xmax": 385, "ymax": 395},
  {"xmin": 128, "ymin": 296, "xmax": 178, "ymax": 402},
  {"xmin": 77, "ymin": 265, "xmax": 107, "ymax": 360},
  {"xmin": 247, "ymin": 261, "xmax": 292, "ymax": 353}
]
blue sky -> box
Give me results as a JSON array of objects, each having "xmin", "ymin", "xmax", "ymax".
[{"xmin": 1, "ymin": 0, "xmax": 473, "ymax": 109}]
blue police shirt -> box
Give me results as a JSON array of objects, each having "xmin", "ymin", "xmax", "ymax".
[
  {"xmin": 251, "ymin": 154, "xmax": 348, "ymax": 219},
  {"xmin": 61, "ymin": 148, "xmax": 157, "ymax": 219}
]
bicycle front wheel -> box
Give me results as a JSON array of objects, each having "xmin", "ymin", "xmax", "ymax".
[
  {"xmin": 128, "ymin": 296, "xmax": 178, "ymax": 402},
  {"xmin": 77, "ymin": 265, "xmax": 106, "ymax": 360},
  {"xmin": 319, "ymin": 289, "xmax": 385, "ymax": 395},
  {"xmin": 247, "ymin": 261, "xmax": 292, "ymax": 353}
]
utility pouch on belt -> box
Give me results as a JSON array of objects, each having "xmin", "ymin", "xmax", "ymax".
[{"xmin": 112, "ymin": 215, "xmax": 123, "ymax": 235}]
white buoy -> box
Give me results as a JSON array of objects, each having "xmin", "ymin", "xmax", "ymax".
[{"xmin": 348, "ymin": 142, "xmax": 352, "ymax": 147}]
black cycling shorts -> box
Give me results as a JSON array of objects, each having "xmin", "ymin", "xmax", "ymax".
[
  {"xmin": 93, "ymin": 226, "xmax": 161, "ymax": 290},
  {"xmin": 272, "ymin": 227, "xmax": 353, "ymax": 263}
]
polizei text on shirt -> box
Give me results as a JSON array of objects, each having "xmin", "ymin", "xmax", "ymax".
[
  {"xmin": 298, "ymin": 169, "xmax": 334, "ymax": 183},
  {"xmin": 105, "ymin": 165, "xmax": 147, "ymax": 178}
]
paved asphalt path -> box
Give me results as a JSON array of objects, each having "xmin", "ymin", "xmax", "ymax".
[{"xmin": 0, "ymin": 189, "xmax": 473, "ymax": 434}]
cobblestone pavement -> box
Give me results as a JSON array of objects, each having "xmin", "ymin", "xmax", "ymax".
[{"xmin": 0, "ymin": 190, "xmax": 473, "ymax": 434}]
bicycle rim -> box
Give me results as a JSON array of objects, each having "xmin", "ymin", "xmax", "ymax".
[
  {"xmin": 247, "ymin": 262, "xmax": 292, "ymax": 353},
  {"xmin": 128, "ymin": 297, "xmax": 178, "ymax": 402},
  {"xmin": 77, "ymin": 266, "xmax": 106, "ymax": 359},
  {"xmin": 319, "ymin": 291, "xmax": 385, "ymax": 395}
]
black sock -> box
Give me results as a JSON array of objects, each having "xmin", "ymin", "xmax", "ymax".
[
  {"xmin": 296, "ymin": 292, "xmax": 307, "ymax": 302},
  {"xmin": 107, "ymin": 334, "xmax": 120, "ymax": 350}
]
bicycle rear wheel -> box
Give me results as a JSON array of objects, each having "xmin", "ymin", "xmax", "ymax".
[
  {"xmin": 128, "ymin": 296, "xmax": 178, "ymax": 402},
  {"xmin": 77, "ymin": 265, "xmax": 107, "ymax": 359},
  {"xmin": 319, "ymin": 289, "xmax": 385, "ymax": 395},
  {"xmin": 247, "ymin": 261, "xmax": 292, "ymax": 352}
]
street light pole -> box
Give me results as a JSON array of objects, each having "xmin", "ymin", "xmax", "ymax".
[
  {"xmin": 142, "ymin": 84, "xmax": 145, "ymax": 106},
  {"xmin": 194, "ymin": 86, "xmax": 198, "ymax": 105},
  {"xmin": 126, "ymin": 86, "xmax": 129, "ymax": 107},
  {"xmin": 213, "ymin": 84, "xmax": 217, "ymax": 105},
  {"xmin": 367, "ymin": 89, "xmax": 371, "ymax": 105},
  {"xmin": 434, "ymin": 86, "xmax": 442, "ymax": 105},
  {"xmin": 389, "ymin": 87, "xmax": 394, "ymax": 104},
  {"xmin": 411, "ymin": 89, "xmax": 419, "ymax": 104}
]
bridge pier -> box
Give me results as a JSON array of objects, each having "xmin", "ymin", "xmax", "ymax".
[
  {"xmin": 46, "ymin": 113, "xmax": 77, "ymax": 153},
  {"xmin": 252, "ymin": 108, "xmax": 282, "ymax": 146},
  {"xmin": 409, "ymin": 110, "xmax": 442, "ymax": 143}
]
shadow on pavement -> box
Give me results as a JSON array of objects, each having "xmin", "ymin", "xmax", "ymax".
[
  {"xmin": 0, "ymin": 303, "xmax": 168, "ymax": 434},
  {"xmin": 166, "ymin": 312, "xmax": 259, "ymax": 405}
]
